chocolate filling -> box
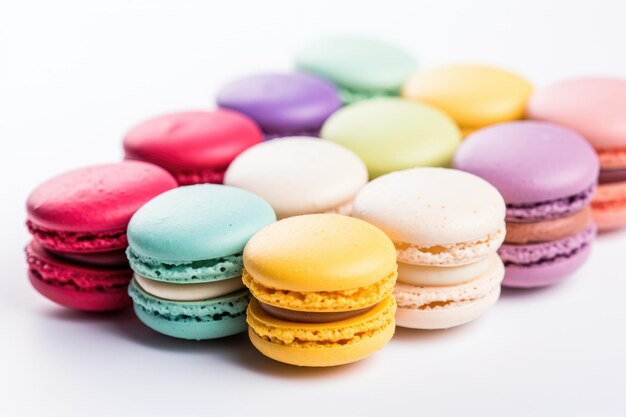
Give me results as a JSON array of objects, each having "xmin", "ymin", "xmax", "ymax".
[{"xmin": 258, "ymin": 302, "xmax": 373, "ymax": 323}]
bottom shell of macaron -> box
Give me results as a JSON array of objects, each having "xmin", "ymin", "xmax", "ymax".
[
  {"xmin": 246, "ymin": 296, "xmax": 396, "ymax": 367},
  {"xmin": 128, "ymin": 280, "xmax": 250, "ymax": 340}
]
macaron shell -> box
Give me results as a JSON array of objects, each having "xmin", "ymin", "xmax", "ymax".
[
  {"xmin": 27, "ymin": 161, "xmax": 177, "ymax": 233},
  {"xmin": 134, "ymin": 274, "xmax": 244, "ymax": 302},
  {"xmin": 128, "ymin": 281, "xmax": 249, "ymax": 340},
  {"xmin": 127, "ymin": 184, "xmax": 276, "ymax": 262},
  {"xmin": 454, "ymin": 121, "xmax": 599, "ymax": 204},
  {"xmin": 224, "ymin": 137, "xmax": 367, "ymax": 218},
  {"xmin": 216, "ymin": 73, "xmax": 341, "ymax": 133},
  {"xmin": 295, "ymin": 36, "xmax": 416, "ymax": 99},
  {"xmin": 403, "ymin": 64, "xmax": 532, "ymax": 129},
  {"xmin": 243, "ymin": 214, "xmax": 397, "ymax": 292},
  {"xmin": 397, "ymin": 253, "xmax": 498, "ymax": 286},
  {"xmin": 321, "ymin": 98, "xmax": 461, "ymax": 178},
  {"xmin": 246, "ymin": 296, "xmax": 395, "ymax": 367},
  {"xmin": 123, "ymin": 110, "xmax": 263, "ymax": 183},
  {"xmin": 352, "ymin": 168, "xmax": 505, "ymax": 246},
  {"xmin": 527, "ymin": 77, "xmax": 626, "ymax": 150},
  {"xmin": 592, "ymin": 181, "xmax": 626, "ymax": 231}
]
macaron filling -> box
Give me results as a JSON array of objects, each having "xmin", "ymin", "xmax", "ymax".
[
  {"xmin": 393, "ymin": 258, "xmax": 503, "ymax": 311},
  {"xmin": 247, "ymin": 296, "xmax": 396, "ymax": 347},
  {"xmin": 505, "ymin": 184, "xmax": 596, "ymax": 222},
  {"xmin": 264, "ymin": 128, "xmax": 321, "ymax": 140},
  {"xmin": 26, "ymin": 221, "xmax": 127, "ymax": 253},
  {"xmin": 599, "ymin": 167, "xmax": 626, "ymax": 184},
  {"xmin": 126, "ymin": 247, "xmax": 243, "ymax": 283},
  {"xmin": 499, "ymin": 224, "xmax": 596, "ymax": 268},
  {"xmin": 129, "ymin": 280, "xmax": 249, "ymax": 323},
  {"xmin": 242, "ymin": 268, "xmax": 396, "ymax": 312},
  {"xmin": 395, "ymin": 224, "xmax": 506, "ymax": 266},
  {"xmin": 170, "ymin": 167, "xmax": 226, "ymax": 186},
  {"xmin": 397, "ymin": 254, "xmax": 498, "ymax": 287},
  {"xmin": 134, "ymin": 273, "xmax": 244, "ymax": 302},
  {"xmin": 505, "ymin": 207, "xmax": 593, "ymax": 244},
  {"xmin": 258, "ymin": 302, "xmax": 373, "ymax": 323}
]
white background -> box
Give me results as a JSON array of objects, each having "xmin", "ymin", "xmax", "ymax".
[{"xmin": 1, "ymin": 1, "xmax": 625, "ymax": 416}]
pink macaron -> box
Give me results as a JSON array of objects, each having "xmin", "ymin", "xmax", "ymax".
[
  {"xmin": 527, "ymin": 77, "xmax": 626, "ymax": 231},
  {"xmin": 26, "ymin": 161, "xmax": 177, "ymax": 311},
  {"xmin": 123, "ymin": 109, "xmax": 263, "ymax": 185}
]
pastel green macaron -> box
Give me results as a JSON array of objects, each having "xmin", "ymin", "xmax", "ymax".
[
  {"xmin": 295, "ymin": 35, "xmax": 416, "ymax": 104},
  {"xmin": 126, "ymin": 184, "xmax": 276, "ymax": 340},
  {"xmin": 321, "ymin": 98, "xmax": 461, "ymax": 178}
]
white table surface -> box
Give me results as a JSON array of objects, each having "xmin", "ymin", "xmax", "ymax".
[{"xmin": 1, "ymin": 1, "xmax": 625, "ymax": 416}]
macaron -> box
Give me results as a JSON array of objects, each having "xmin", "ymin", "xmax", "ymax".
[
  {"xmin": 25, "ymin": 162, "xmax": 177, "ymax": 311},
  {"xmin": 216, "ymin": 73, "xmax": 341, "ymax": 139},
  {"xmin": 126, "ymin": 184, "xmax": 275, "ymax": 340},
  {"xmin": 243, "ymin": 214, "xmax": 397, "ymax": 367},
  {"xmin": 403, "ymin": 64, "xmax": 533, "ymax": 136},
  {"xmin": 123, "ymin": 109, "xmax": 263, "ymax": 185},
  {"xmin": 224, "ymin": 137, "xmax": 368, "ymax": 218},
  {"xmin": 295, "ymin": 35, "xmax": 416, "ymax": 104},
  {"xmin": 352, "ymin": 168, "xmax": 506, "ymax": 329},
  {"xmin": 454, "ymin": 121, "xmax": 599, "ymax": 288},
  {"xmin": 527, "ymin": 77, "xmax": 626, "ymax": 231},
  {"xmin": 320, "ymin": 98, "xmax": 461, "ymax": 178}
]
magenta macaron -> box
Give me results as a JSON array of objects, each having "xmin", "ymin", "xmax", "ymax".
[
  {"xmin": 124, "ymin": 109, "xmax": 263, "ymax": 185},
  {"xmin": 216, "ymin": 73, "xmax": 342, "ymax": 139},
  {"xmin": 26, "ymin": 161, "xmax": 177, "ymax": 311},
  {"xmin": 454, "ymin": 121, "xmax": 599, "ymax": 288}
]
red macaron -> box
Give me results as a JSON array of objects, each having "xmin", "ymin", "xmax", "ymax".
[
  {"xmin": 26, "ymin": 161, "xmax": 177, "ymax": 311},
  {"xmin": 123, "ymin": 109, "xmax": 263, "ymax": 185}
]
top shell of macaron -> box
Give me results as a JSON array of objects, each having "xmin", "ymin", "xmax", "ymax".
[
  {"xmin": 243, "ymin": 214, "xmax": 397, "ymax": 293},
  {"xmin": 402, "ymin": 64, "xmax": 532, "ymax": 129},
  {"xmin": 527, "ymin": 77, "xmax": 626, "ymax": 151},
  {"xmin": 295, "ymin": 35, "xmax": 416, "ymax": 95},
  {"xmin": 224, "ymin": 137, "xmax": 368, "ymax": 219},
  {"xmin": 321, "ymin": 97, "xmax": 461, "ymax": 178},
  {"xmin": 216, "ymin": 73, "xmax": 341, "ymax": 133},
  {"xmin": 127, "ymin": 184, "xmax": 276, "ymax": 262},
  {"xmin": 123, "ymin": 109, "xmax": 263, "ymax": 171},
  {"xmin": 352, "ymin": 167, "xmax": 505, "ymax": 246},
  {"xmin": 27, "ymin": 161, "xmax": 178, "ymax": 233},
  {"xmin": 453, "ymin": 121, "xmax": 600, "ymax": 204}
]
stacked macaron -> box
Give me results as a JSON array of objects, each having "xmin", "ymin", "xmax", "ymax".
[
  {"xmin": 454, "ymin": 121, "xmax": 599, "ymax": 288},
  {"xmin": 224, "ymin": 137, "xmax": 368, "ymax": 218},
  {"xmin": 123, "ymin": 109, "xmax": 263, "ymax": 185},
  {"xmin": 242, "ymin": 214, "xmax": 397, "ymax": 366},
  {"xmin": 217, "ymin": 73, "xmax": 341, "ymax": 139},
  {"xmin": 126, "ymin": 185, "xmax": 275, "ymax": 340},
  {"xmin": 26, "ymin": 162, "xmax": 177, "ymax": 311},
  {"xmin": 353, "ymin": 168, "xmax": 506, "ymax": 329},
  {"xmin": 527, "ymin": 77, "xmax": 626, "ymax": 231}
]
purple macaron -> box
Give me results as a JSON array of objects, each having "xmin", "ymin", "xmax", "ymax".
[
  {"xmin": 216, "ymin": 73, "xmax": 342, "ymax": 140},
  {"xmin": 454, "ymin": 121, "xmax": 599, "ymax": 288}
]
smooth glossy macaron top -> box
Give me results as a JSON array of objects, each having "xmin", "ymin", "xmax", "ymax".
[
  {"xmin": 27, "ymin": 161, "xmax": 177, "ymax": 234},
  {"xmin": 321, "ymin": 98, "xmax": 461, "ymax": 178},
  {"xmin": 127, "ymin": 184, "xmax": 276, "ymax": 262},
  {"xmin": 224, "ymin": 137, "xmax": 368, "ymax": 218},
  {"xmin": 454, "ymin": 121, "xmax": 599, "ymax": 204},
  {"xmin": 123, "ymin": 110, "xmax": 262, "ymax": 174},
  {"xmin": 527, "ymin": 77, "xmax": 626, "ymax": 150},
  {"xmin": 295, "ymin": 35, "xmax": 416, "ymax": 102},
  {"xmin": 403, "ymin": 64, "xmax": 532, "ymax": 130},
  {"xmin": 216, "ymin": 73, "xmax": 341, "ymax": 134},
  {"xmin": 352, "ymin": 168, "xmax": 506, "ymax": 246},
  {"xmin": 243, "ymin": 214, "xmax": 397, "ymax": 292}
]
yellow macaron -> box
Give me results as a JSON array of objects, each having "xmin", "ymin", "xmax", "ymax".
[
  {"xmin": 243, "ymin": 213, "xmax": 397, "ymax": 367},
  {"xmin": 402, "ymin": 64, "xmax": 532, "ymax": 135}
]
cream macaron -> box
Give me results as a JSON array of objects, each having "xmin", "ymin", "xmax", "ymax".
[
  {"xmin": 224, "ymin": 137, "xmax": 368, "ymax": 218},
  {"xmin": 352, "ymin": 167, "xmax": 506, "ymax": 329}
]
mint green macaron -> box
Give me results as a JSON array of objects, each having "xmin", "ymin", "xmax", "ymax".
[
  {"xmin": 126, "ymin": 184, "xmax": 276, "ymax": 340},
  {"xmin": 295, "ymin": 35, "xmax": 416, "ymax": 104},
  {"xmin": 321, "ymin": 97, "xmax": 461, "ymax": 178}
]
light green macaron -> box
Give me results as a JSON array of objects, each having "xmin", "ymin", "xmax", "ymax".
[{"xmin": 321, "ymin": 97, "xmax": 461, "ymax": 178}]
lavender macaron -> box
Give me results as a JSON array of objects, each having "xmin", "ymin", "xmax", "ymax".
[
  {"xmin": 454, "ymin": 121, "xmax": 599, "ymax": 288},
  {"xmin": 216, "ymin": 73, "xmax": 342, "ymax": 140}
]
